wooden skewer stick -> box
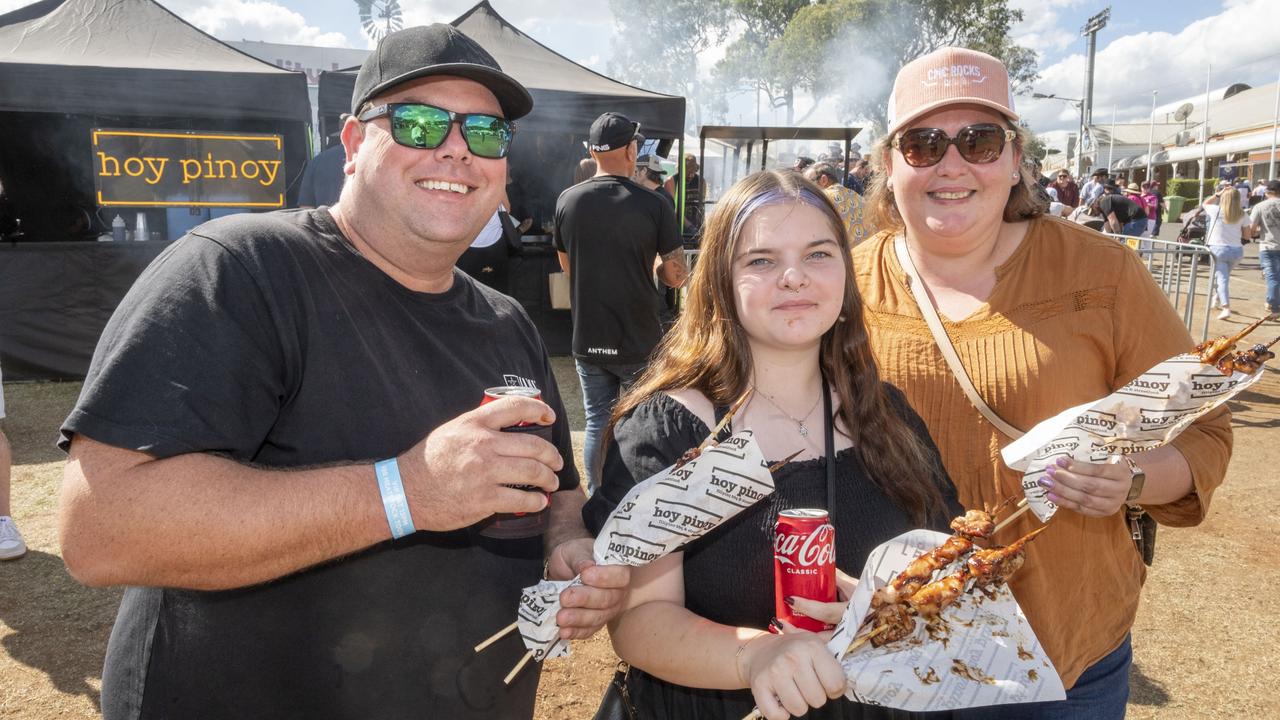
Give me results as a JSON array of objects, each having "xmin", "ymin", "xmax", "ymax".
[
  {"xmin": 766, "ymin": 449, "xmax": 805, "ymax": 473},
  {"xmin": 844, "ymin": 623, "xmax": 892, "ymax": 655},
  {"xmin": 698, "ymin": 388, "xmax": 754, "ymax": 452},
  {"xmin": 503, "ymin": 650, "xmax": 535, "ymax": 685},
  {"xmin": 991, "ymin": 498, "xmax": 1031, "ymax": 535},
  {"xmin": 1203, "ymin": 315, "xmax": 1272, "ymax": 363},
  {"xmin": 473, "ymin": 621, "xmax": 518, "ymax": 653}
]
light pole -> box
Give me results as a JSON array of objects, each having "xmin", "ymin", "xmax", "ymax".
[
  {"xmin": 1033, "ymin": 92, "xmax": 1086, "ymax": 177},
  {"xmin": 1145, "ymin": 90, "xmax": 1158, "ymax": 182}
]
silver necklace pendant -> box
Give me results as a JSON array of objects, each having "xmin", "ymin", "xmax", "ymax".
[{"xmin": 798, "ymin": 423, "xmax": 809, "ymax": 437}]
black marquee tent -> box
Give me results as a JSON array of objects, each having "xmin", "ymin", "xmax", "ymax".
[
  {"xmin": 0, "ymin": 0, "xmax": 312, "ymax": 379},
  {"xmin": 319, "ymin": 1, "xmax": 685, "ymax": 143},
  {"xmin": 0, "ymin": 0, "xmax": 310, "ymax": 124}
]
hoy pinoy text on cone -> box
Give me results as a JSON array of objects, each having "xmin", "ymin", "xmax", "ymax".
[
  {"xmin": 482, "ymin": 430, "xmax": 776, "ymax": 677},
  {"xmin": 826, "ymin": 530, "xmax": 1065, "ymax": 711},
  {"xmin": 1001, "ymin": 337, "xmax": 1273, "ymax": 523}
]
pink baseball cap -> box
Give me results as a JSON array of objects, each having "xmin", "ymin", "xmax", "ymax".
[{"xmin": 886, "ymin": 47, "xmax": 1018, "ymax": 136}]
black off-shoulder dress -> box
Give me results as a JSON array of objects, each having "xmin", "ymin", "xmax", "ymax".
[{"xmin": 583, "ymin": 385, "xmax": 962, "ymax": 719}]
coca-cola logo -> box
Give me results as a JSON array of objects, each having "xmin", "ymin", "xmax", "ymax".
[{"xmin": 774, "ymin": 523, "xmax": 835, "ymax": 567}]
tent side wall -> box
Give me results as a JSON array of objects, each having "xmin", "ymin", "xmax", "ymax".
[{"xmin": 0, "ymin": 63, "xmax": 311, "ymax": 123}]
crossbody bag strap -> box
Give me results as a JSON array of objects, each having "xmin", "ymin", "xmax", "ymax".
[{"xmin": 893, "ymin": 234, "xmax": 1024, "ymax": 440}]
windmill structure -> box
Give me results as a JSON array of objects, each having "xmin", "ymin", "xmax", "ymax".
[{"xmin": 356, "ymin": 0, "xmax": 404, "ymax": 42}]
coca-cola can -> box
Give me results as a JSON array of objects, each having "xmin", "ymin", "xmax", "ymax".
[
  {"xmin": 478, "ymin": 385, "xmax": 550, "ymax": 540},
  {"xmin": 774, "ymin": 509, "xmax": 836, "ymax": 632},
  {"xmin": 481, "ymin": 386, "xmax": 543, "ymax": 426}
]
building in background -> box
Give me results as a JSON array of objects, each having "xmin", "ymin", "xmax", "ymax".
[{"xmin": 228, "ymin": 40, "xmax": 370, "ymax": 148}]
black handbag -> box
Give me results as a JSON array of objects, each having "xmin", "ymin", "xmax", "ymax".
[{"xmin": 592, "ymin": 662, "xmax": 638, "ymax": 720}]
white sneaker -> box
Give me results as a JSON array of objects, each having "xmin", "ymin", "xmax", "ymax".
[
  {"xmin": 0, "ymin": 516, "xmax": 26, "ymax": 560},
  {"xmin": 1217, "ymin": 307, "xmax": 1232, "ymax": 320}
]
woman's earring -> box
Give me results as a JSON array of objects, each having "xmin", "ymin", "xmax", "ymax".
[{"xmin": 837, "ymin": 315, "xmax": 848, "ymax": 323}]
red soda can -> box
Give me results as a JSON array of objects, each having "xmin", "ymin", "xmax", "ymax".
[
  {"xmin": 481, "ymin": 386, "xmax": 542, "ymax": 426},
  {"xmin": 773, "ymin": 509, "xmax": 836, "ymax": 632},
  {"xmin": 479, "ymin": 385, "xmax": 550, "ymax": 539}
]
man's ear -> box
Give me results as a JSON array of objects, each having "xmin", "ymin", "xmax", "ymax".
[{"xmin": 340, "ymin": 116, "xmax": 366, "ymax": 175}]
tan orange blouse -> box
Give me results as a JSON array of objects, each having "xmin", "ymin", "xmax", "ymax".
[{"xmin": 852, "ymin": 216, "xmax": 1233, "ymax": 688}]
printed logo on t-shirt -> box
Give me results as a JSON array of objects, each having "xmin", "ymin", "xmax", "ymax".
[{"xmin": 502, "ymin": 374, "xmax": 540, "ymax": 389}]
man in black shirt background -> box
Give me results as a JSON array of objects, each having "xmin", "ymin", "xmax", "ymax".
[
  {"xmin": 555, "ymin": 112, "xmax": 686, "ymax": 492},
  {"xmin": 58, "ymin": 25, "xmax": 628, "ymax": 720}
]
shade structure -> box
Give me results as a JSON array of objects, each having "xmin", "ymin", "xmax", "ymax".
[{"xmin": 0, "ymin": 0, "xmax": 310, "ymax": 122}]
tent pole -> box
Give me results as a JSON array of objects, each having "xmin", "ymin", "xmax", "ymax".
[{"xmin": 676, "ymin": 136, "xmax": 686, "ymax": 237}]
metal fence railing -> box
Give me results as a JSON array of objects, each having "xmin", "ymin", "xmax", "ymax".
[{"xmin": 1107, "ymin": 234, "xmax": 1216, "ymax": 342}]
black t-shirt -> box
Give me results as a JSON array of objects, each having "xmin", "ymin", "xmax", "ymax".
[
  {"xmin": 582, "ymin": 389, "xmax": 959, "ymax": 719},
  {"xmin": 554, "ymin": 175, "xmax": 681, "ymax": 364},
  {"xmin": 1098, "ymin": 193, "xmax": 1144, "ymax": 224},
  {"xmin": 60, "ymin": 208, "xmax": 578, "ymax": 720}
]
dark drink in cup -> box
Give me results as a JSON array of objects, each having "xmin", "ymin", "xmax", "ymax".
[
  {"xmin": 774, "ymin": 509, "xmax": 836, "ymax": 631},
  {"xmin": 478, "ymin": 385, "xmax": 550, "ymax": 539}
]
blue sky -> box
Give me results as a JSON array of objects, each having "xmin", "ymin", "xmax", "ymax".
[{"xmin": 3, "ymin": 0, "xmax": 1276, "ymax": 135}]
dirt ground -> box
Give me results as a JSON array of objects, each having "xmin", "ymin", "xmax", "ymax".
[{"xmin": 3, "ymin": 248, "xmax": 1279, "ymax": 719}]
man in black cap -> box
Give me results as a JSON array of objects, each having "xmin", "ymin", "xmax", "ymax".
[
  {"xmin": 554, "ymin": 112, "xmax": 685, "ymax": 493},
  {"xmin": 58, "ymin": 24, "xmax": 628, "ymax": 720}
]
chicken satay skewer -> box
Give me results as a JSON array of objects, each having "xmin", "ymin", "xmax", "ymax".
[{"xmin": 1193, "ymin": 315, "xmax": 1273, "ymax": 364}]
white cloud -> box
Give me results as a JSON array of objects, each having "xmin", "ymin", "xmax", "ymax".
[
  {"xmin": 1020, "ymin": 0, "xmax": 1277, "ymax": 134},
  {"xmin": 164, "ymin": 0, "xmax": 351, "ymax": 47},
  {"xmin": 1009, "ymin": 0, "xmax": 1090, "ymax": 55}
]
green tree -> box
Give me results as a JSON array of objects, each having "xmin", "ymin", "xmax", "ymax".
[
  {"xmin": 607, "ymin": 0, "xmax": 732, "ymax": 134},
  {"xmin": 711, "ymin": 0, "xmax": 813, "ymax": 124},
  {"xmin": 793, "ymin": 0, "xmax": 1038, "ymax": 132}
]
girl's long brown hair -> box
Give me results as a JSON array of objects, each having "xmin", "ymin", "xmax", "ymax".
[{"xmin": 606, "ymin": 170, "xmax": 947, "ymax": 525}]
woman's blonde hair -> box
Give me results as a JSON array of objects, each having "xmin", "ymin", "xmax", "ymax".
[
  {"xmin": 865, "ymin": 123, "xmax": 1047, "ymax": 232},
  {"xmin": 1220, "ymin": 186, "xmax": 1244, "ymax": 224},
  {"xmin": 605, "ymin": 170, "xmax": 947, "ymax": 524}
]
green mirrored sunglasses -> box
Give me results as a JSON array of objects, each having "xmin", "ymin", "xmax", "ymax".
[{"xmin": 357, "ymin": 102, "xmax": 515, "ymax": 159}]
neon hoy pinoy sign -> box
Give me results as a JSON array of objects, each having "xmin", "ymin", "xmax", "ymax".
[{"xmin": 92, "ymin": 129, "xmax": 286, "ymax": 208}]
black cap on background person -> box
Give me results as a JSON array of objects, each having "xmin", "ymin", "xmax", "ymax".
[
  {"xmin": 351, "ymin": 24, "xmax": 532, "ymax": 119},
  {"xmin": 589, "ymin": 112, "xmax": 640, "ymax": 152}
]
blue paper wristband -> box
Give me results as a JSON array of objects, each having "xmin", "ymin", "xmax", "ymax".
[{"xmin": 374, "ymin": 458, "xmax": 416, "ymax": 539}]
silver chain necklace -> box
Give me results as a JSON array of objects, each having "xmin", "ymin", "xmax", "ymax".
[{"xmin": 753, "ymin": 386, "xmax": 823, "ymax": 437}]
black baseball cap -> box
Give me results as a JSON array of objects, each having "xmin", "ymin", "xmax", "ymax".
[
  {"xmin": 589, "ymin": 112, "xmax": 640, "ymax": 152},
  {"xmin": 351, "ymin": 24, "xmax": 533, "ymax": 119},
  {"xmin": 1092, "ymin": 168, "xmax": 1108, "ymax": 177}
]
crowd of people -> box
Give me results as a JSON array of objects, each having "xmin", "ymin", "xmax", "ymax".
[{"xmin": 2, "ymin": 23, "xmax": 1268, "ymax": 720}]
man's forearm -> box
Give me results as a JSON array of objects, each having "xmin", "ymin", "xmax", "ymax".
[
  {"xmin": 60, "ymin": 436, "xmax": 395, "ymax": 590},
  {"xmin": 544, "ymin": 488, "xmax": 590, "ymax": 558}
]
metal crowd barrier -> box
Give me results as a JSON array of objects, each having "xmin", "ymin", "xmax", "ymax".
[{"xmin": 1106, "ymin": 234, "xmax": 1216, "ymax": 342}]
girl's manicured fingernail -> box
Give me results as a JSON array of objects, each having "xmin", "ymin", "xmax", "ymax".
[
  {"xmin": 1044, "ymin": 466, "xmax": 1057, "ymax": 479},
  {"xmin": 768, "ymin": 618, "xmax": 783, "ymax": 633},
  {"xmin": 1056, "ymin": 456, "xmax": 1071, "ymax": 468},
  {"xmin": 1046, "ymin": 492, "xmax": 1060, "ymax": 504},
  {"xmin": 783, "ymin": 596, "xmax": 795, "ymax": 607},
  {"xmin": 1038, "ymin": 476, "xmax": 1054, "ymax": 489}
]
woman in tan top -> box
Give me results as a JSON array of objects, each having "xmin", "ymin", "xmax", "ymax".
[{"xmin": 853, "ymin": 48, "xmax": 1232, "ymax": 718}]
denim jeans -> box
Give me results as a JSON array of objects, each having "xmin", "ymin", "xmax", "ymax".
[
  {"xmin": 953, "ymin": 635, "xmax": 1132, "ymax": 719},
  {"xmin": 1208, "ymin": 245, "xmax": 1244, "ymax": 307},
  {"xmin": 1259, "ymin": 247, "xmax": 1280, "ymax": 313},
  {"xmin": 1122, "ymin": 217, "xmax": 1147, "ymax": 238},
  {"xmin": 575, "ymin": 359, "xmax": 646, "ymax": 494}
]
